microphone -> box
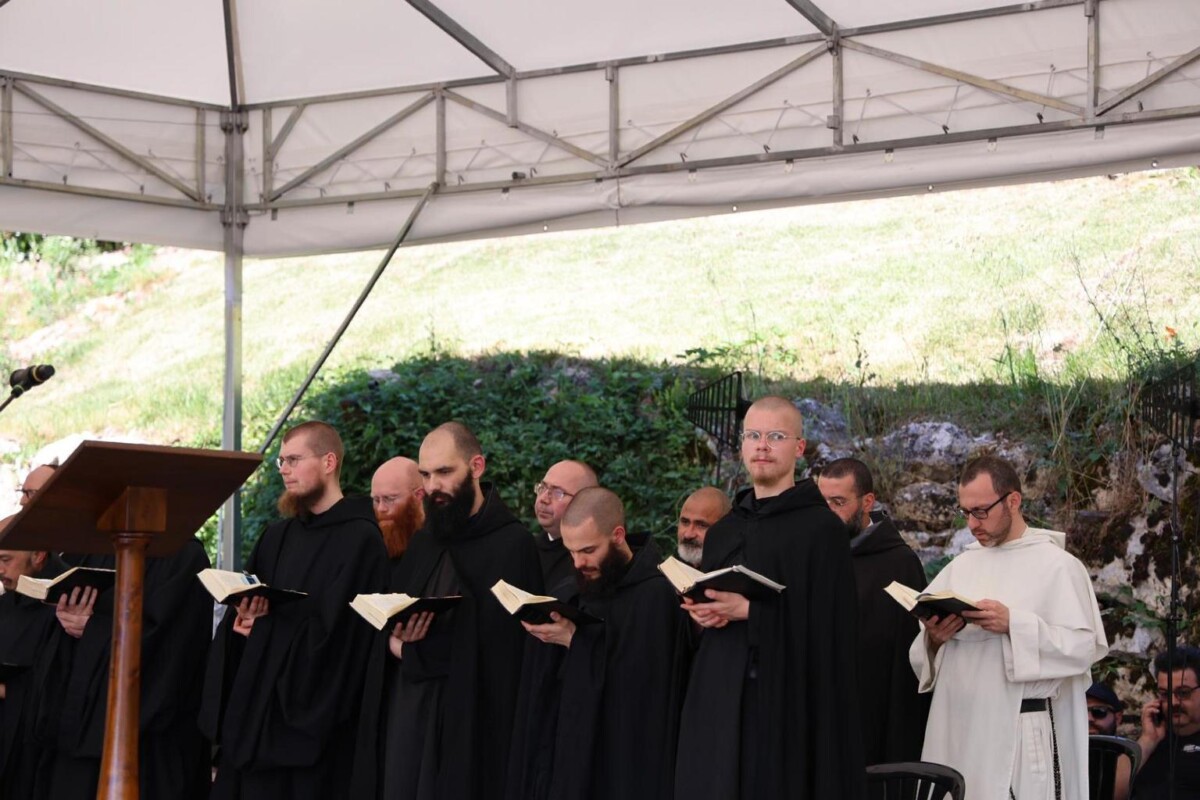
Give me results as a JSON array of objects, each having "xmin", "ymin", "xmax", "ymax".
[{"xmin": 9, "ymin": 364, "xmax": 55, "ymax": 397}]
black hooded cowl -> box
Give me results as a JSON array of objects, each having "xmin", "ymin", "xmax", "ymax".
[
  {"xmin": 350, "ymin": 484, "xmax": 542, "ymax": 800},
  {"xmin": 200, "ymin": 496, "xmax": 388, "ymax": 800},
  {"xmin": 674, "ymin": 478, "xmax": 866, "ymax": 800}
]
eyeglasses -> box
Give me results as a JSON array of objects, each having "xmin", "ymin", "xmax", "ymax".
[
  {"xmin": 535, "ymin": 482, "xmax": 574, "ymax": 502},
  {"xmin": 275, "ymin": 454, "xmax": 322, "ymax": 470},
  {"xmin": 1157, "ymin": 685, "xmax": 1199, "ymax": 702},
  {"xmin": 740, "ymin": 430, "xmax": 800, "ymax": 448},
  {"xmin": 958, "ymin": 492, "xmax": 1013, "ymax": 520},
  {"xmin": 371, "ymin": 488, "xmax": 423, "ymax": 507},
  {"xmin": 14, "ymin": 488, "xmax": 36, "ymax": 500},
  {"xmin": 1087, "ymin": 706, "xmax": 1114, "ymax": 720}
]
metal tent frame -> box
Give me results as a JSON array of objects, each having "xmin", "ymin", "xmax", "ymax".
[{"xmin": 1, "ymin": 0, "xmax": 1199, "ymax": 565}]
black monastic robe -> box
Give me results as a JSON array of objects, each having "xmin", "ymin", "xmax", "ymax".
[
  {"xmin": 534, "ymin": 530, "xmax": 575, "ymax": 597},
  {"xmin": 350, "ymin": 484, "xmax": 542, "ymax": 800},
  {"xmin": 0, "ymin": 554, "xmax": 67, "ymax": 800},
  {"xmin": 200, "ymin": 497, "xmax": 388, "ymax": 800},
  {"xmin": 674, "ymin": 480, "xmax": 866, "ymax": 800},
  {"xmin": 503, "ymin": 528, "xmax": 582, "ymax": 800},
  {"xmin": 545, "ymin": 539, "xmax": 692, "ymax": 800},
  {"xmin": 44, "ymin": 539, "xmax": 213, "ymax": 800},
  {"xmin": 851, "ymin": 511, "xmax": 930, "ymax": 765}
]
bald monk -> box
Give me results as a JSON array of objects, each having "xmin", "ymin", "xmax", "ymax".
[
  {"xmin": 351, "ymin": 422, "xmax": 541, "ymax": 800},
  {"xmin": 513, "ymin": 487, "xmax": 692, "ymax": 800},
  {"xmin": 371, "ymin": 457, "xmax": 426, "ymax": 575},
  {"xmin": 676, "ymin": 486, "xmax": 732, "ymax": 568},
  {"xmin": 675, "ymin": 396, "xmax": 866, "ymax": 800},
  {"xmin": 532, "ymin": 460, "xmax": 600, "ymax": 595}
]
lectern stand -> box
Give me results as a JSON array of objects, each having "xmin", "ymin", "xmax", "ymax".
[{"xmin": 0, "ymin": 441, "xmax": 261, "ymax": 800}]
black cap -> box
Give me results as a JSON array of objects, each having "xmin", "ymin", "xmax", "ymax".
[{"xmin": 1086, "ymin": 682, "xmax": 1122, "ymax": 711}]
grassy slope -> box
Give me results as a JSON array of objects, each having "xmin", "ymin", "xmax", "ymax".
[{"xmin": 1, "ymin": 169, "xmax": 1198, "ymax": 453}]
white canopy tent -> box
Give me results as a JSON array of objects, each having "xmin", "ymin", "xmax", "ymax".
[{"xmin": 2, "ymin": 0, "xmax": 1199, "ymax": 564}]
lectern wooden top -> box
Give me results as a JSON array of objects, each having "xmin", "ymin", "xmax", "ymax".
[{"xmin": 0, "ymin": 440, "xmax": 262, "ymax": 557}]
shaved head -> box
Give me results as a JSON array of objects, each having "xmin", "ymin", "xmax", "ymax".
[
  {"xmin": 373, "ymin": 456, "xmax": 421, "ymax": 489},
  {"xmin": 686, "ymin": 486, "xmax": 731, "ymax": 515},
  {"xmin": 746, "ymin": 395, "xmax": 804, "ymax": 436},
  {"xmin": 742, "ymin": 396, "xmax": 806, "ymax": 498},
  {"xmin": 429, "ymin": 421, "xmax": 483, "ymax": 460},
  {"xmin": 534, "ymin": 459, "xmax": 601, "ymax": 539},
  {"xmin": 677, "ymin": 486, "xmax": 730, "ymax": 566},
  {"xmin": 371, "ymin": 457, "xmax": 425, "ymax": 559},
  {"xmin": 562, "ymin": 487, "xmax": 625, "ymax": 536}
]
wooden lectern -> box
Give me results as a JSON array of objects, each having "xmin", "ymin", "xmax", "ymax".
[{"xmin": 0, "ymin": 440, "xmax": 261, "ymax": 800}]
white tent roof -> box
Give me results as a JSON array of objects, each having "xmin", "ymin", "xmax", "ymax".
[{"xmin": 2, "ymin": 0, "xmax": 1199, "ymax": 257}]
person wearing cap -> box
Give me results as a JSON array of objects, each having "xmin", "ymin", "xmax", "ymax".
[{"xmin": 1087, "ymin": 682, "xmax": 1130, "ymax": 800}]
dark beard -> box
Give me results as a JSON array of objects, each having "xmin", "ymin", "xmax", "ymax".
[
  {"xmin": 843, "ymin": 501, "xmax": 866, "ymax": 539},
  {"xmin": 577, "ymin": 545, "xmax": 632, "ymax": 598},
  {"xmin": 423, "ymin": 477, "xmax": 477, "ymax": 542},
  {"xmin": 376, "ymin": 500, "xmax": 425, "ymax": 559},
  {"xmin": 277, "ymin": 486, "xmax": 323, "ymax": 519}
]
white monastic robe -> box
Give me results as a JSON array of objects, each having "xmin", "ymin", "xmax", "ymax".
[{"xmin": 910, "ymin": 529, "xmax": 1108, "ymax": 800}]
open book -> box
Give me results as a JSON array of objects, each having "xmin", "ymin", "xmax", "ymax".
[
  {"xmin": 490, "ymin": 580, "xmax": 601, "ymax": 625},
  {"xmin": 16, "ymin": 567, "xmax": 115, "ymax": 604},
  {"xmin": 349, "ymin": 593, "xmax": 464, "ymax": 631},
  {"xmin": 197, "ymin": 569, "xmax": 308, "ymax": 606},
  {"xmin": 658, "ymin": 556, "xmax": 785, "ymax": 602},
  {"xmin": 884, "ymin": 581, "xmax": 980, "ymax": 620}
]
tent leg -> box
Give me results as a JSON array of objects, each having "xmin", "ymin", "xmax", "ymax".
[
  {"xmin": 218, "ymin": 109, "xmax": 248, "ymax": 571},
  {"xmin": 257, "ymin": 182, "xmax": 439, "ymax": 456}
]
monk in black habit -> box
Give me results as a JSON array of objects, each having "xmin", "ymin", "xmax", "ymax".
[
  {"xmin": 501, "ymin": 459, "xmax": 599, "ymax": 800},
  {"xmin": 350, "ymin": 421, "xmax": 542, "ymax": 800},
  {"xmin": 675, "ymin": 396, "xmax": 866, "ymax": 800},
  {"xmin": 200, "ymin": 420, "xmax": 388, "ymax": 800},
  {"xmin": 511, "ymin": 487, "xmax": 691, "ymax": 800},
  {"xmin": 818, "ymin": 458, "xmax": 930, "ymax": 765},
  {"xmin": 16, "ymin": 459, "xmax": 213, "ymax": 800},
  {"xmin": 0, "ymin": 464, "xmax": 68, "ymax": 800}
]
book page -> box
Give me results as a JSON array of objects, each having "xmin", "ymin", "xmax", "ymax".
[
  {"xmin": 658, "ymin": 556, "xmax": 704, "ymax": 594},
  {"xmin": 883, "ymin": 581, "xmax": 920, "ymax": 612},
  {"xmin": 197, "ymin": 569, "xmax": 263, "ymax": 602},
  {"xmin": 492, "ymin": 580, "xmax": 555, "ymax": 614}
]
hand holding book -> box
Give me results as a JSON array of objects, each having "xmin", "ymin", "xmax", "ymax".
[{"xmin": 522, "ymin": 612, "xmax": 576, "ymax": 648}]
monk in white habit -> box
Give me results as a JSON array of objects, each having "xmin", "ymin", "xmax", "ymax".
[{"xmin": 911, "ymin": 454, "xmax": 1107, "ymax": 800}]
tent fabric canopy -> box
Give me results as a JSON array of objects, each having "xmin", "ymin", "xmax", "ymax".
[
  {"xmin": 3, "ymin": 0, "xmax": 1199, "ymax": 568},
  {"xmin": 1, "ymin": 0, "xmax": 1198, "ymax": 257}
]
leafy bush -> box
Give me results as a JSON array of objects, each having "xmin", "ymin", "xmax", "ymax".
[{"xmin": 238, "ymin": 351, "xmax": 716, "ymax": 559}]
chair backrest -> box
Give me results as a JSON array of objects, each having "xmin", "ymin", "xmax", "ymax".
[
  {"xmin": 1088, "ymin": 735, "xmax": 1141, "ymax": 800},
  {"xmin": 866, "ymin": 761, "xmax": 966, "ymax": 800}
]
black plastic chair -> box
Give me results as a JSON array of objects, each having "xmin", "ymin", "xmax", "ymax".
[
  {"xmin": 866, "ymin": 761, "xmax": 966, "ymax": 800},
  {"xmin": 1089, "ymin": 734, "xmax": 1141, "ymax": 800}
]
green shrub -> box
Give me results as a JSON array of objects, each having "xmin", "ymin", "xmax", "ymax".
[{"xmin": 238, "ymin": 352, "xmax": 716, "ymax": 560}]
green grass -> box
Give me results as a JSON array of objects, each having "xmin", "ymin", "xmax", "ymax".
[{"xmin": 1, "ymin": 169, "xmax": 1198, "ymax": 455}]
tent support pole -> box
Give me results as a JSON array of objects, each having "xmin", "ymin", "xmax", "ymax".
[
  {"xmin": 1085, "ymin": 0, "xmax": 1099, "ymax": 120},
  {"xmin": 218, "ymin": 109, "xmax": 248, "ymax": 571},
  {"xmin": 1, "ymin": 78, "xmax": 11, "ymax": 178},
  {"xmin": 258, "ymin": 181, "xmax": 440, "ymax": 456}
]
